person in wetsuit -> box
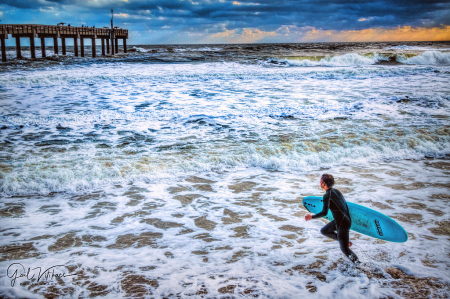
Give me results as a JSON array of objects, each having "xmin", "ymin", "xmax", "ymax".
[{"xmin": 305, "ymin": 174, "xmax": 359, "ymax": 263}]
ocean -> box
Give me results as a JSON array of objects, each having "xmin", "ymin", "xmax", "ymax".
[{"xmin": 0, "ymin": 41, "xmax": 449, "ymax": 298}]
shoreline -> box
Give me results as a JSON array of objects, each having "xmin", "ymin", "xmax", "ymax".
[{"xmin": 1, "ymin": 158, "xmax": 449, "ymax": 297}]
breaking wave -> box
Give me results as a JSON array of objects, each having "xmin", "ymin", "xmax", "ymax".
[
  {"xmin": 0, "ymin": 63, "xmax": 444, "ymax": 87},
  {"xmin": 384, "ymin": 45, "xmax": 450, "ymax": 51},
  {"xmin": 2, "ymin": 131, "xmax": 449, "ymax": 196},
  {"xmin": 274, "ymin": 51, "xmax": 450, "ymax": 66},
  {"xmin": 398, "ymin": 51, "xmax": 450, "ymax": 65},
  {"xmin": 274, "ymin": 53, "xmax": 389, "ymax": 67}
]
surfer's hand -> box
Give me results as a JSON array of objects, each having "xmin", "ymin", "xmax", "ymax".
[{"xmin": 305, "ymin": 214, "xmax": 312, "ymax": 221}]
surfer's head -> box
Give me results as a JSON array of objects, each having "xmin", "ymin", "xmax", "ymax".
[{"xmin": 320, "ymin": 174, "xmax": 334, "ymax": 190}]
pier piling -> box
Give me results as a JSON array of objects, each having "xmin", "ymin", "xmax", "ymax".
[
  {"xmin": 62, "ymin": 37, "xmax": 66, "ymax": 55},
  {"xmin": 80, "ymin": 38, "xmax": 84, "ymax": 57},
  {"xmin": 15, "ymin": 37, "xmax": 22, "ymax": 59},
  {"xmin": 30, "ymin": 36, "xmax": 36, "ymax": 59},
  {"xmin": 92, "ymin": 38, "xmax": 96, "ymax": 58},
  {"xmin": 101, "ymin": 38, "xmax": 105, "ymax": 56},
  {"xmin": 40, "ymin": 37, "xmax": 46, "ymax": 58},
  {"xmin": 74, "ymin": 37, "xmax": 78, "ymax": 57},
  {"xmin": 53, "ymin": 37, "xmax": 58, "ymax": 55},
  {"xmin": 111, "ymin": 36, "xmax": 115, "ymax": 55},
  {"xmin": 1, "ymin": 24, "xmax": 128, "ymax": 62},
  {"xmin": 1, "ymin": 38, "xmax": 6, "ymax": 62}
]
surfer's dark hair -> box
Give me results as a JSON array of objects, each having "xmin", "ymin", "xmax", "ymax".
[{"xmin": 321, "ymin": 174, "xmax": 335, "ymax": 188}]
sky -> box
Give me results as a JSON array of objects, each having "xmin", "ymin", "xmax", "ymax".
[{"xmin": 1, "ymin": 0, "xmax": 450, "ymax": 45}]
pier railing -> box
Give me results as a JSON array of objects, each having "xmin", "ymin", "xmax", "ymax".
[{"xmin": 0, "ymin": 24, "xmax": 129, "ymax": 62}]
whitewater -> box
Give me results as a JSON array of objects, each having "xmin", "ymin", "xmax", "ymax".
[{"xmin": 0, "ymin": 41, "xmax": 449, "ymax": 298}]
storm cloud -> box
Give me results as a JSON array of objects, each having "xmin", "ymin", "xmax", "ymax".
[{"xmin": 1, "ymin": 0, "xmax": 449, "ymax": 44}]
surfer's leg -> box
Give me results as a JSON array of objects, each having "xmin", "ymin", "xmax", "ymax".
[
  {"xmin": 337, "ymin": 223, "xmax": 359, "ymax": 263},
  {"xmin": 320, "ymin": 220, "xmax": 337, "ymax": 240}
]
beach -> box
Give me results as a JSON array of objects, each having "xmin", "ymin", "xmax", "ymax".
[{"xmin": 0, "ymin": 42, "xmax": 449, "ymax": 298}]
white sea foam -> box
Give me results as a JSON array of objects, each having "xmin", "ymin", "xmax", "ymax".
[
  {"xmin": 2, "ymin": 101, "xmax": 449, "ymax": 130},
  {"xmin": 132, "ymin": 46, "xmax": 149, "ymax": 53},
  {"xmin": 2, "ymin": 131, "xmax": 449, "ymax": 196},
  {"xmin": 0, "ymin": 48, "xmax": 450, "ymax": 297},
  {"xmin": 0, "ymin": 61, "xmax": 446, "ymax": 88},
  {"xmin": 276, "ymin": 53, "xmax": 389, "ymax": 67},
  {"xmin": 397, "ymin": 51, "xmax": 450, "ymax": 65},
  {"xmin": 384, "ymin": 45, "xmax": 450, "ymax": 51},
  {"xmin": 174, "ymin": 47, "xmax": 222, "ymax": 52},
  {"xmin": 129, "ymin": 46, "xmax": 223, "ymax": 53},
  {"xmin": 196, "ymin": 47, "xmax": 222, "ymax": 52},
  {"xmin": 277, "ymin": 51, "xmax": 450, "ymax": 66},
  {"xmin": 0, "ymin": 160, "xmax": 449, "ymax": 297}
]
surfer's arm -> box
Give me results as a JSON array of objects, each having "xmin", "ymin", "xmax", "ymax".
[{"xmin": 311, "ymin": 193, "xmax": 330, "ymax": 219}]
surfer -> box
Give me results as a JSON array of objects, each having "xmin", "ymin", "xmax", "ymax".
[{"xmin": 305, "ymin": 174, "xmax": 359, "ymax": 263}]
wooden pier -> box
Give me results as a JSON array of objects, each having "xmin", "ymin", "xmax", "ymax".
[{"xmin": 0, "ymin": 24, "xmax": 129, "ymax": 62}]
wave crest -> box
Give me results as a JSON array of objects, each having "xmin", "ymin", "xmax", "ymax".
[
  {"xmin": 384, "ymin": 45, "xmax": 450, "ymax": 51},
  {"xmin": 274, "ymin": 53, "xmax": 388, "ymax": 67},
  {"xmin": 1, "ymin": 133, "xmax": 449, "ymax": 196},
  {"xmin": 398, "ymin": 51, "xmax": 450, "ymax": 65},
  {"xmin": 274, "ymin": 51, "xmax": 450, "ymax": 66}
]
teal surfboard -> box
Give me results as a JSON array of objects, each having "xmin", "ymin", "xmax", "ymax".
[{"xmin": 303, "ymin": 196, "xmax": 408, "ymax": 243}]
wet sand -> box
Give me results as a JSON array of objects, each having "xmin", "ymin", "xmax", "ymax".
[{"xmin": 0, "ymin": 158, "xmax": 449, "ymax": 298}]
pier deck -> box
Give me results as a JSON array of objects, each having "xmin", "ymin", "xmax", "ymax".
[{"xmin": 0, "ymin": 24, "xmax": 129, "ymax": 62}]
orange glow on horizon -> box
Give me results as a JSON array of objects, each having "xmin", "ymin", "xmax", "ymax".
[
  {"xmin": 303, "ymin": 26, "xmax": 450, "ymax": 42},
  {"xmin": 210, "ymin": 25, "xmax": 450, "ymax": 43}
]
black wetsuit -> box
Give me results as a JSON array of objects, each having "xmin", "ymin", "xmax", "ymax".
[{"xmin": 312, "ymin": 188, "xmax": 359, "ymax": 263}]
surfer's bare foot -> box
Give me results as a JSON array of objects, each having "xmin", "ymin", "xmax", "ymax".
[{"xmin": 349, "ymin": 242, "xmax": 353, "ymax": 247}]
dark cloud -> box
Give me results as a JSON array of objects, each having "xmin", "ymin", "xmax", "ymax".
[{"xmin": 1, "ymin": 0, "xmax": 449, "ymax": 43}]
